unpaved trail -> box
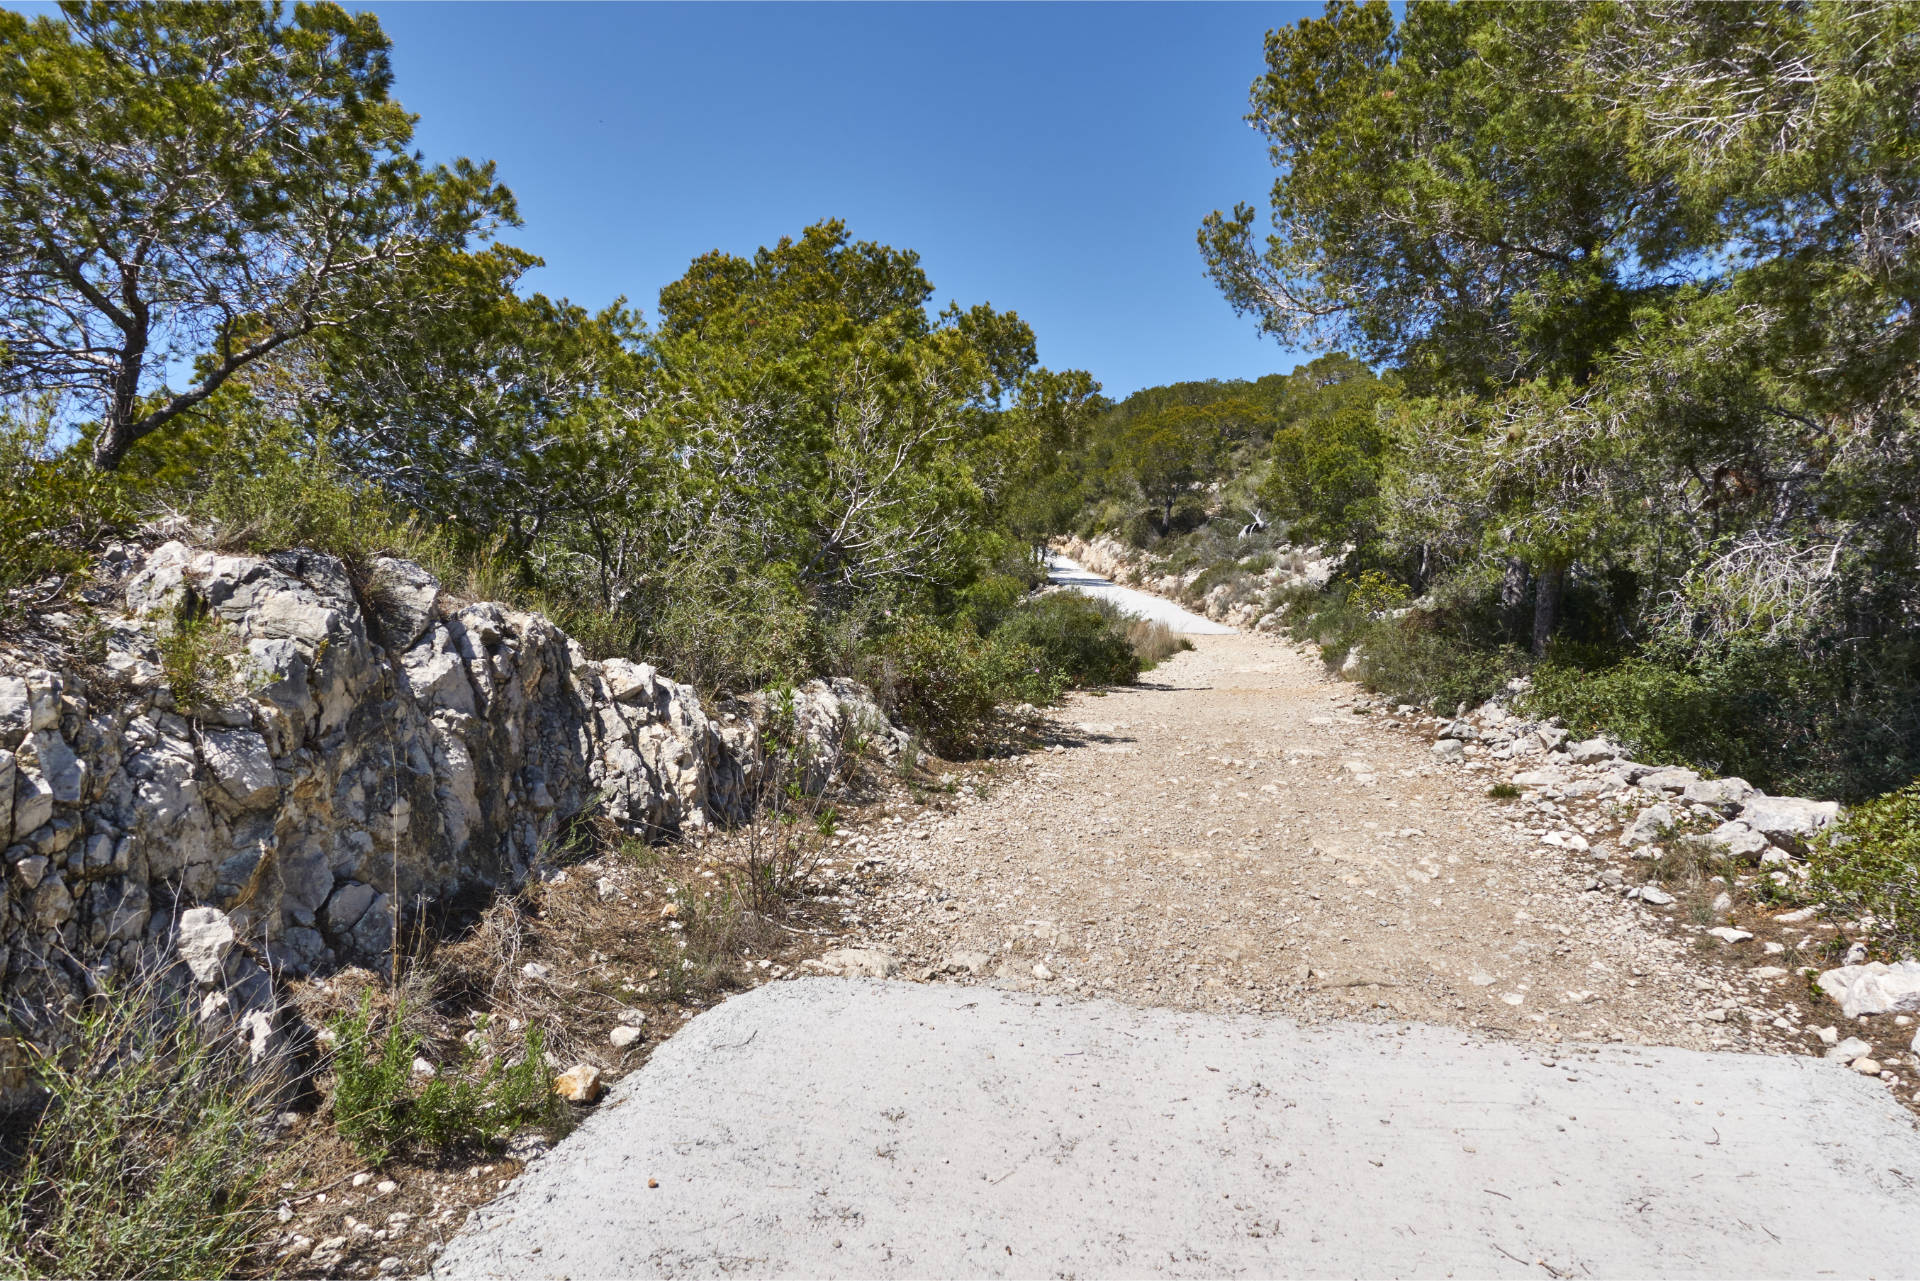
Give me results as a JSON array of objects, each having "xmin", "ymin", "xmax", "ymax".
[
  {"xmin": 434, "ymin": 577, "xmax": 1920, "ymax": 1278},
  {"xmin": 863, "ymin": 630, "xmax": 1805, "ymax": 1052}
]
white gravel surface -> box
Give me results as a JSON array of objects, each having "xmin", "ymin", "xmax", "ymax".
[
  {"xmin": 434, "ymin": 978, "xmax": 1920, "ymax": 1279},
  {"xmin": 1047, "ymin": 553, "xmax": 1234, "ymax": 634}
]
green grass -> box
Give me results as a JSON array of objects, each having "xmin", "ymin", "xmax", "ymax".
[
  {"xmin": 329, "ymin": 997, "xmax": 559, "ymax": 1164},
  {"xmin": 0, "ymin": 978, "xmax": 281, "ymax": 1280}
]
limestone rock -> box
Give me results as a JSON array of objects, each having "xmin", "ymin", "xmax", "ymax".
[
  {"xmin": 552, "ymin": 1064, "xmax": 604, "ymax": 1103},
  {"xmin": 817, "ymin": 948, "xmax": 900, "ymax": 979},
  {"xmin": 1624, "ymin": 805, "xmax": 1673, "ymax": 847},
  {"xmin": 1682, "ymin": 777, "xmax": 1753, "ymax": 812},
  {"xmin": 1566, "ymin": 736, "xmax": 1622, "ymax": 764},
  {"xmin": 1739, "ymin": 795, "xmax": 1841, "ymax": 851},
  {"xmin": 1429, "ymin": 739, "xmax": 1465, "ymax": 760},
  {"xmin": 177, "ymin": 906, "xmax": 236, "ymax": 985},
  {"xmin": 1638, "ymin": 767, "xmax": 1702, "ymax": 793},
  {"xmin": 200, "ymin": 727, "xmax": 278, "ymax": 811},
  {"xmin": 1816, "ymin": 961, "xmax": 1920, "ymax": 1019},
  {"xmin": 1704, "ymin": 821, "xmax": 1769, "ymax": 860}
]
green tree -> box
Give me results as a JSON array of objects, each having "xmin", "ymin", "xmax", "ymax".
[{"xmin": 0, "ymin": 1, "xmax": 514, "ymax": 469}]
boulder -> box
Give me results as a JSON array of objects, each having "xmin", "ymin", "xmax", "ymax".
[
  {"xmin": 1681, "ymin": 777, "xmax": 1753, "ymax": 812},
  {"xmin": 1567, "ymin": 737, "xmax": 1622, "ymax": 764},
  {"xmin": 1511, "ymin": 769, "xmax": 1567, "ymax": 788},
  {"xmin": 1739, "ymin": 795, "xmax": 1841, "ymax": 851},
  {"xmin": 1638, "ymin": 767, "xmax": 1702, "ymax": 793},
  {"xmin": 1430, "ymin": 739, "xmax": 1466, "ymax": 760},
  {"xmin": 1623, "ymin": 804, "xmax": 1674, "ymax": 847},
  {"xmin": 1816, "ymin": 961, "xmax": 1920, "ymax": 1019},
  {"xmin": 1703, "ymin": 821, "xmax": 1770, "ymax": 860}
]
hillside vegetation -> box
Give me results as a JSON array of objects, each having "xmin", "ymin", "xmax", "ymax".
[{"xmin": 1059, "ymin": 1, "xmax": 1920, "ymax": 806}]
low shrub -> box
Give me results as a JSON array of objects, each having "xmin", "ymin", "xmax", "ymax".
[
  {"xmin": 990, "ymin": 593, "xmax": 1141, "ymax": 689},
  {"xmin": 864, "ymin": 618, "xmax": 1059, "ymax": 757},
  {"xmin": 1127, "ymin": 618, "xmax": 1192, "ymax": 667},
  {"xmin": 0, "ymin": 407, "xmax": 136, "ymax": 607},
  {"xmin": 0, "ymin": 979, "xmax": 282, "ymax": 1280},
  {"xmin": 1807, "ymin": 780, "xmax": 1920, "ymax": 959},
  {"xmin": 329, "ymin": 998, "xmax": 558, "ymax": 1164}
]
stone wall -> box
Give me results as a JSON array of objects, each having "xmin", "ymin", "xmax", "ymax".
[{"xmin": 0, "ymin": 541, "xmax": 905, "ymax": 1049}]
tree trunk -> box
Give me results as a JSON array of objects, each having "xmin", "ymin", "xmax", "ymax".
[
  {"xmin": 1531, "ymin": 562, "xmax": 1565, "ymax": 657},
  {"xmin": 1500, "ymin": 556, "xmax": 1530, "ymax": 645}
]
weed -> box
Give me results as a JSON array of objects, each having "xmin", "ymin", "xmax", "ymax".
[
  {"xmin": 154, "ymin": 600, "xmax": 242, "ymax": 712},
  {"xmin": 1127, "ymin": 619, "xmax": 1192, "ymax": 668},
  {"xmin": 328, "ymin": 997, "xmax": 559, "ymax": 1164},
  {"xmin": 0, "ymin": 976, "xmax": 282, "ymax": 1280},
  {"xmin": 1486, "ymin": 782, "xmax": 1521, "ymax": 800}
]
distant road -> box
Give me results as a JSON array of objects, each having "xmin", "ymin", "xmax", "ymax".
[{"xmin": 1044, "ymin": 552, "xmax": 1234, "ymax": 634}]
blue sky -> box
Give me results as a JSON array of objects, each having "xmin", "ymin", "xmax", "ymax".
[{"xmin": 360, "ymin": 2, "xmax": 1322, "ymax": 398}]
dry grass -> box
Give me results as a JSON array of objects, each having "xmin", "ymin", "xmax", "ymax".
[{"xmin": 1127, "ymin": 619, "xmax": 1192, "ymax": 668}]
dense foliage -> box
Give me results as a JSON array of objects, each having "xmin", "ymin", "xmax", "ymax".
[
  {"xmin": 1154, "ymin": 0, "xmax": 1920, "ymax": 802},
  {"xmin": 0, "ymin": 2, "xmax": 1134, "ymax": 751}
]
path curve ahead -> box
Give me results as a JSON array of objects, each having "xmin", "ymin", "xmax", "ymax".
[
  {"xmin": 1045, "ymin": 552, "xmax": 1234, "ymax": 634},
  {"xmin": 436, "ymin": 979, "xmax": 1920, "ymax": 1279}
]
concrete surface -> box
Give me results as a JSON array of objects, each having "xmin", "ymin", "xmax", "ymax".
[
  {"xmin": 1045, "ymin": 553, "xmax": 1234, "ymax": 634},
  {"xmin": 433, "ymin": 979, "xmax": 1920, "ymax": 1279}
]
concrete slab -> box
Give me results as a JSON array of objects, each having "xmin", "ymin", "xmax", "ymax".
[{"xmin": 434, "ymin": 980, "xmax": 1920, "ymax": 1278}]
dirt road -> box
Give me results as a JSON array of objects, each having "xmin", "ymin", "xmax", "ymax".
[{"xmin": 434, "ymin": 586, "xmax": 1920, "ymax": 1278}]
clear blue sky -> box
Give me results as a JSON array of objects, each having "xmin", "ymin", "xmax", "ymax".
[{"xmin": 360, "ymin": 2, "xmax": 1321, "ymax": 398}]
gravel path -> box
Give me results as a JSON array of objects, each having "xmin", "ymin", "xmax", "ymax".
[
  {"xmin": 436, "ymin": 979, "xmax": 1920, "ymax": 1279},
  {"xmin": 858, "ymin": 632, "xmax": 1813, "ymax": 1052},
  {"xmin": 1045, "ymin": 553, "xmax": 1235, "ymax": 634},
  {"xmin": 434, "ymin": 572, "xmax": 1920, "ymax": 1277}
]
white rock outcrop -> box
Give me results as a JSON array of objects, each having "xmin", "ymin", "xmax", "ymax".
[{"xmin": 0, "ymin": 541, "xmax": 907, "ymax": 1068}]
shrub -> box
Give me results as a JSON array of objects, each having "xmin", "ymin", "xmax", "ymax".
[
  {"xmin": 1807, "ymin": 781, "xmax": 1920, "ymax": 959},
  {"xmin": 1127, "ymin": 618, "xmax": 1192, "ymax": 668},
  {"xmin": 1354, "ymin": 618, "xmax": 1520, "ymax": 712},
  {"xmin": 0, "ymin": 406, "xmax": 136, "ymax": 607},
  {"xmin": 0, "ymin": 979, "xmax": 281, "ymax": 1280},
  {"xmin": 990, "ymin": 593, "xmax": 1142, "ymax": 689},
  {"xmin": 329, "ymin": 998, "xmax": 557, "ymax": 1163},
  {"xmin": 864, "ymin": 618, "xmax": 1058, "ymax": 757}
]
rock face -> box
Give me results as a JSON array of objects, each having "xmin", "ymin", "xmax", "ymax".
[{"xmin": 0, "ymin": 540, "xmax": 907, "ymax": 1045}]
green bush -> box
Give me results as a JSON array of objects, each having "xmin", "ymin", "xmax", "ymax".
[
  {"xmin": 0, "ymin": 408, "xmax": 136, "ymax": 606},
  {"xmin": 1807, "ymin": 780, "xmax": 1920, "ymax": 958},
  {"xmin": 990, "ymin": 593, "xmax": 1142, "ymax": 689},
  {"xmin": 1354, "ymin": 618, "xmax": 1520, "ymax": 712},
  {"xmin": 0, "ymin": 980, "xmax": 280, "ymax": 1280},
  {"xmin": 865, "ymin": 618, "xmax": 1059, "ymax": 757},
  {"xmin": 329, "ymin": 999, "xmax": 558, "ymax": 1164},
  {"xmin": 1527, "ymin": 654, "xmax": 1732, "ymax": 773}
]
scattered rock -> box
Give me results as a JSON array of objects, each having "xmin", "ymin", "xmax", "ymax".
[
  {"xmin": 1631, "ymin": 885, "xmax": 1675, "ymax": 906},
  {"xmin": 1623, "ymin": 805, "xmax": 1673, "ymax": 847},
  {"xmin": 610, "ymin": 1025, "xmax": 643, "ymax": 1049},
  {"xmin": 1430, "ymin": 739, "xmax": 1465, "ymax": 760},
  {"xmin": 552, "ymin": 1064, "xmax": 604, "ymax": 1103},
  {"xmin": 1853, "ymin": 1058, "xmax": 1883, "ymax": 1076},
  {"xmin": 1639, "ymin": 767, "xmax": 1702, "ymax": 793},
  {"xmin": 1706, "ymin": 926, "xmax": 1752, "ymax": 944},
  {"xmin": 816, "ymin": 948, "xmax": 899, "ymax": 979},
  {"xmin": 940, "ymin": 950, "xmax": 992, "ymax": 975},
  {"xmin": 1827, "ymin": 1037, "xmax": 1871, "ymax": 1064},
  {"xmin": 175, "ymin": 906, "xmax": 235, "ymax": 984}
]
